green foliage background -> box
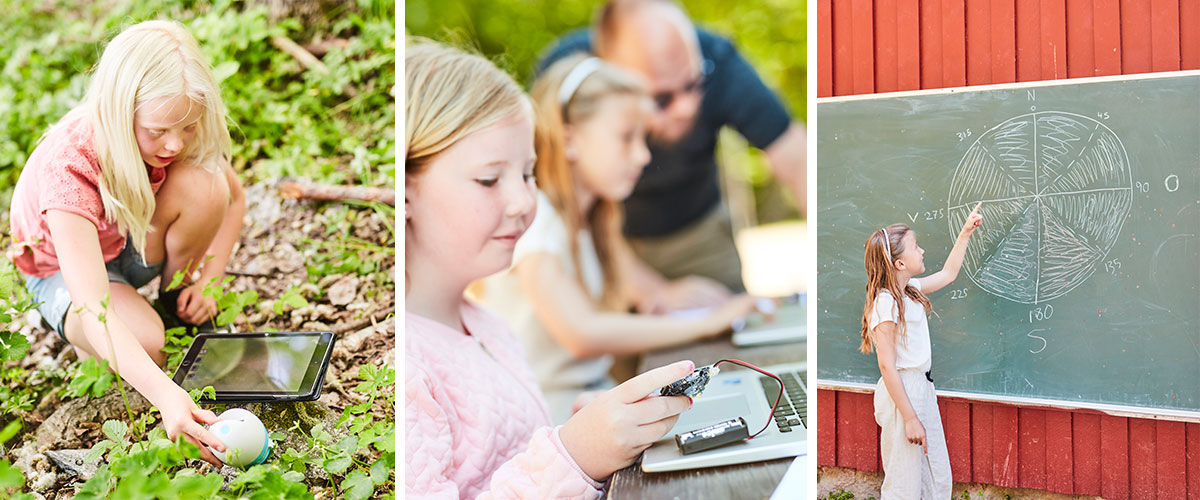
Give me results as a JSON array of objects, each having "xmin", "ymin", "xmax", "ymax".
[
  {"xmin": 405, "ymin": 0, "xmax": 807, "ymax": 220},
  {"xmin": 0, "ymin": 0, "xmax": 396, "ymax": 208}
]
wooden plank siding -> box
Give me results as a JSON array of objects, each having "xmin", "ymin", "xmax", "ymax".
[
  {"xmin": 817, "ymin": 0, "xmax": 1198, "ymax": 98},
  {"xmin": 816, "ymin": 390, "xmax": 1200, "ymax": 498}
]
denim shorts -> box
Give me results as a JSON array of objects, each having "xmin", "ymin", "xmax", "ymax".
[{"xmin": 22, "ymin": 240, "xmax": 164, "ymax": 342}]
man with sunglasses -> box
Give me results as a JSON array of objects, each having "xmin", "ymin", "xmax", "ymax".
[{"xmin": 537, "ymin": 0, "xmax": 806, "ymax": 294}]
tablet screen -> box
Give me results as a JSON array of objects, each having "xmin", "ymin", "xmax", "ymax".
[{"xmin": 180, "ymin": 334, "xmax": 322, "ymax": 393}]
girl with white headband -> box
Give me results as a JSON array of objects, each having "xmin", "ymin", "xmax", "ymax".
[
  {"xmin": 477, "ymin": 53, "xmax": 760, "ymax": 423},
  {"xmin": 859, "ymin": 203, "xmax": 983, "ymax": 499}
]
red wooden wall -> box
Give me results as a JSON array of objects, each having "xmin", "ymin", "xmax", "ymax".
[
  {"xmin": 815, "ymin": 0, "xmax": 1200, "ymax": 497},
  {"xmin": 817, "ymin": 0, "xmax": 1200, "ymax": 97},
  {"xmin": 817, "ymin": 390, "xmax": 1200, "ymax": 499}
]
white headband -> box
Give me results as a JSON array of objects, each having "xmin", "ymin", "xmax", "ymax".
[
  {"xmin": 557, "ymin": 57, "xmax": 604, "ymax": 112},
  {"xmin": 878, "ymin": 228, "xmax": 892, "ymax": 262}
]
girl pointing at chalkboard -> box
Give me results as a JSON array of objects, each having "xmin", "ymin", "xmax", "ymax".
[{"xmin": 859, "ymin": 202, "xmax": 983, "ymax": 500}]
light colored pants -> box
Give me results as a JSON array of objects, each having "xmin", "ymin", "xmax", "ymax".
[
  {"xmin": 627, "ymin": 205, "xmax": 746, "ymax": 293},
  {"xmin": 874, "ymin": 369, "xmax": 952, "ymax": 500}
]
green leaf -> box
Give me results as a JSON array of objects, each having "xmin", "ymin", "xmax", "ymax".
[
  {"xmin": 165, "ymin": 473, "xmax": 223, "ymax": 499},
  {"xmin": 0, "ymin": 420, "xmax": 22, "ymax": 445},
  {"xmin": 323, "ymin": 455, "xmax": 352, "ymax": 475},
  {"xmin": 86, "ymin": 440, "xmax": 117, "ymax": 461},
  {"xmin": 211, "ymin": 61, "xmax": 239, "ymax": 83},
  {"xmin": 358, "ymin": 362, "xmax": 378, "ymax": 381},
  {"xmin": 0, "ymin": 330, "xmax": 31, "ymax": 361},
  {"xmin": 373, "ymin": 429, "xmax": 395, "ymax": 453},
  {"xmin": 335, "ymin": 435, "xmax": 357, "ymax": 455},
  {"xmin": 228, "ymin": 464, "xmax": 269, "ymax": 487},
  {"xmin": 215, "ymin": 306, "xmax": 239, "ymax": 327},
  {"xmin": 310, "ymin": 423, "xmax": 331, "ymax": 444},
  {"xmin": 369, "ymin": 457, "xmax": 390, "ymax": 485},
  {"xmin": 342, "ymin": 469, "xmax": 373, "ymax": 500},
  {"xmin": 284, "ymin": 292, "xmax": 307, "ymax": 309},
  {"xmin": 102, "ymin": 420, "xmax": 128, "ymax": 442},
  {"xmin": 0, "ymin": 460, "xmax": 24, "ymax": 489},
  {"xmin": 165, "ymin": 269, "xmax": 187, "ymax": 292}
]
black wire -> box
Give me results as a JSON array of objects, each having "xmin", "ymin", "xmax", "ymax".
[{"xmin": 714, "ymin": 359, "xmax": 783, "ymax": 440}]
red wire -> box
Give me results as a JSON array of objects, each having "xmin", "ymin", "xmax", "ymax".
[{"xmin": 714, "ymin": 359, "xmax": 783, "ymax": 440}]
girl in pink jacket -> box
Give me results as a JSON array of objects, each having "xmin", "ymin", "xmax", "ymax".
[{"xmin": 405, "ymin": 41, "xmax": 695, "ymax": 499}]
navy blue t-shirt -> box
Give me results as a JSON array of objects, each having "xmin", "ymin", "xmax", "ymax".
[{"xmin": 538, "ymin": 28, "xmax": 791, "ymax": 237}]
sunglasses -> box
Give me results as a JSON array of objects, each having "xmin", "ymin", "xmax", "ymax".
[{"xmin": 652, "ymin": 65, "xmax": 709, "ymax": 111}]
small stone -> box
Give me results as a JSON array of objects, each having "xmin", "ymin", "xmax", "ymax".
[
  {"xmin": 45, "ymin": 449, "xmax": 100, "ymax": 479},
  {"xmin": 272, "ymin": 243, "xmax": 304, "ymax": 273},
  {"xmin": 327, "ymin": 276, "xmax": 358, "ymax": 306}
]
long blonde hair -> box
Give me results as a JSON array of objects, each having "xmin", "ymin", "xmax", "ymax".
[
  {"xmin": 529, "ymin": 54, "xmax": 647, "ymax": 311},
  {"xmin": 404, "ymin": 41, "xmax": 529, "ymax": 176},
  {"xmin": 55, "ymin": 20, "xmax": 232, "ymax": 259},
  {"xmin": 860, "ymin": 224, "xmax": 932, "ymax": 354}
]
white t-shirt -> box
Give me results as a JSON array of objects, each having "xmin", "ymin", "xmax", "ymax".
[
  {"xmin": 478, "ymin": 191, "xmax": 612, "ymax": 424},
  {"xmin": 868, "ymin": 278, "xmax": 932, "ymax": 371}
]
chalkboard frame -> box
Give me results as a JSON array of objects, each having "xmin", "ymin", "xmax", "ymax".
[{"xmin": 813, "ymin": 69, "xmax": 1200, "ymax": 421}]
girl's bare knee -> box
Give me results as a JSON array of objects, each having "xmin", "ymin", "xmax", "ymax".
[{"xmin": 159, "ymin": 162, "xmax": 231, "ymax": 214}]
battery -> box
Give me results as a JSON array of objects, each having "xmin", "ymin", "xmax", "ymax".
[
  {"xmin": 659, "ymin": 365, "xmax": 719, "ymax": 398},
  {"xmin": 674, "ymin": 417, "xmax": 750, "ymax": 455}
]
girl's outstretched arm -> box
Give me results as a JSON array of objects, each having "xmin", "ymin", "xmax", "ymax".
[
  {"xmin": 922, "ymin": 202, "xmax": 983, "ymax": 294},
  {"xmin": 615, "ymin": 237, "xmax": 731, "ymax": 314},
  {"xmin": 514, "ymin": 252, "xmax": 757, "ymax": 358},
  {"xmin": 874, "ymin": 321, "xmax": 928, "ymax": 454},
  {"xmin": 47, "ymin": 210, "xmax": 227, "ymax": 465}
]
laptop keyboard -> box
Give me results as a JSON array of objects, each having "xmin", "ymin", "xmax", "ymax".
[{"xmin": 761, "ymin": 370, "xmax": 806, "ymax": 432}]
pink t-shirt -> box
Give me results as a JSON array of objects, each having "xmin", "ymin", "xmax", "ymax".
[{"xmin": 8, "ymin": 114, "xmax": 167, "ymax": 278}]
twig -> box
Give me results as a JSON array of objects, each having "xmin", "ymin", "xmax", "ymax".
[
  {"xmin": 332, "ymin": 303, "xmax": 394, "ymax": 335},
  {"xmin": 225, "ymin": 269, "xmax": 272, "ymax": 277},
  {"xmin": 278, "ymin": 178, "xmax": 395, "ymax": 207},
  {"xmin": 270, "ymin": 35, "xmax": 327, "ymax": 74}
]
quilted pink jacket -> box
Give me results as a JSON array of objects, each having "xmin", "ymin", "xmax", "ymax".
[{"xmin": 405, "ymin": 300, "xmax": 604, "ymax": 499}]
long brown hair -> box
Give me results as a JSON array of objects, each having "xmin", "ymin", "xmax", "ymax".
[
  {"xmin": 529, "ymin": 54, "xmax": 647, "ymax": 310},
  {"xmin": 859, "ymin": 224, "xmax": 932, "ymax": 354}
]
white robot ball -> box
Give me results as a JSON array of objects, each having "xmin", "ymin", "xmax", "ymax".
[{"xmin": 208, "ymin": 408, "xmax": 271, "ymax": 468}]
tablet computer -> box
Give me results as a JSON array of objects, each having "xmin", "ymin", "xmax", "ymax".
[{"xmin": 172, "ymin": 331, "xmax": 336, "ymax": 403}]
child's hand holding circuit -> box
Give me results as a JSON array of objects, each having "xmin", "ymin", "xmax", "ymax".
[{"xmin": 558, "ymin": 360, "xmax": 695, "ymax": 481}]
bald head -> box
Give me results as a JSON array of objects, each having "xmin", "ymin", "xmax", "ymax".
[{"xmin": 593, "ymin": 0, "xmax": 704, "ymax": 142}]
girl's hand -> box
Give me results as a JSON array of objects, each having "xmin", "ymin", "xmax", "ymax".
[
  {"xmin": 156, "ymin": 388, "xmax": 226, "ymax": 466},
  {"xmin": 704, "ymin": 294, "xmax": 763, "ymax": 335},
  {"xmin": 570, "ymin": 390, "xmax": 604, "ymax": 416},
  {"xmin": 960, "ymin": 202, "xmax": 984, "ymax": 237},
  {"xmin": 559, "ymin": 360, "xmax": 695, "ymax": 481},
  {"xmin": 176, "ymin": 283, "xmax": 218, "ymax": 325},
  {"xmin": 904, "ymin": 415, "xmax": 928, "ymax": 455},
  {"xmin": 657, "ymin": 276, "xmax": 733, "ymax": 312}
]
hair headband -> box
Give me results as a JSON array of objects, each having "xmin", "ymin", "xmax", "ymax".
[
  {"xmin": 557, "ymin": 57, "xmax": 604, "ymax": 117},
  {"xmin": 878, "ymin": 228, "xmax": 893, "ymax": 263}
]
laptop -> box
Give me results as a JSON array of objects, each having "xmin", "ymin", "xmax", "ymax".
[
  {"xmin": 731, "ymin": 296, "xmax": 807, "ymax": 347},
  {"xmin": 641, "ymin": 361, "xmax": 807, "ymax": 472}
]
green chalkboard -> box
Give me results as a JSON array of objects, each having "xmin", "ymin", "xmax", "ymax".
[{"xmin": 816, "ymin": 72, "xmax": 1200, "ymax": 414}]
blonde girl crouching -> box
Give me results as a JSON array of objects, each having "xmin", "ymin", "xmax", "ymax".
[{"xmin": 9, "ymin": 20, "xmax": 246, "ymax": 465}]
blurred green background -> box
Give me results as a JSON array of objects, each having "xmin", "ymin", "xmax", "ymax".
[
  {"xmin": 0, "ymin": 0, "xmax": 395, "ymax": 209},
  {"xmin": 405, "ymin": 0, "xmax": 807, "ymax": 224}
]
